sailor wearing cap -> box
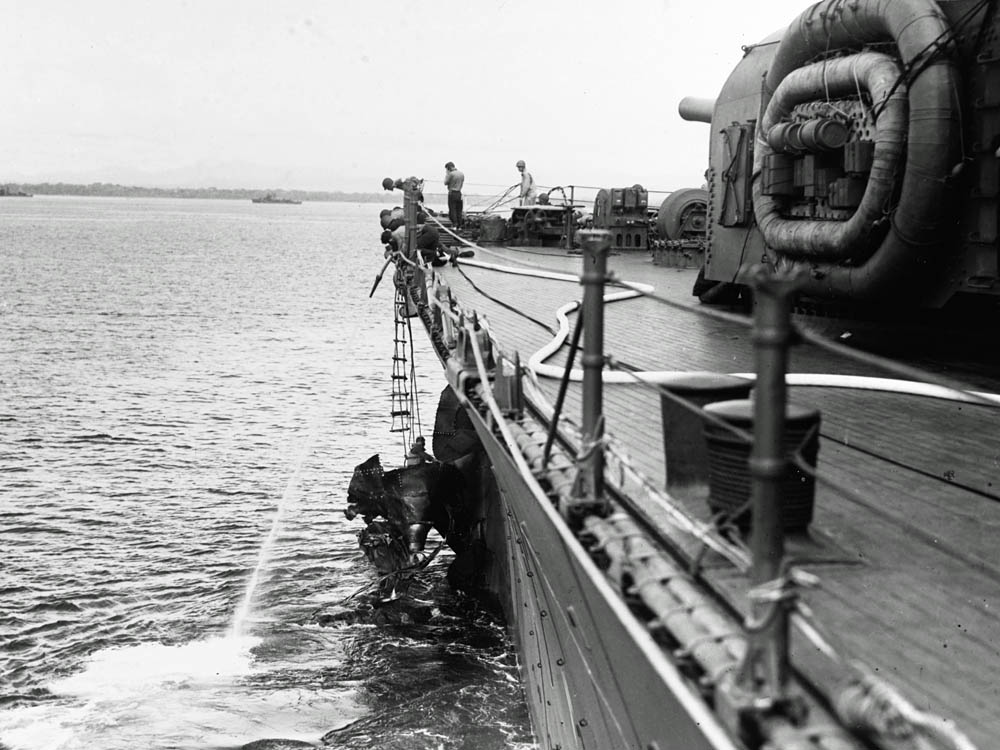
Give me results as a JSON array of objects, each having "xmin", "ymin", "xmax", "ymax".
[
  {"xmin": 516, "ymin": 160, "xmax": 536, "ymax": 206},
  {"xmin": 444, "ymin": 161, "xmax": 465, "ymax": 230}
]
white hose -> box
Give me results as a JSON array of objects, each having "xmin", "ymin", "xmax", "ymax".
[
  {"xmin": 458, "ymin": 257, "xmax": 581, "ymax": 284},
  {"xmin": 734, "ymin": 373, "xmax": 1000, "ymax": 406},
  {"xmin": 450, "ymin": 251, "xmax": 1000, "ymax": 407}
]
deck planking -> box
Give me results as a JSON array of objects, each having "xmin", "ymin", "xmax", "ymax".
[{"xmin": 432, "ymin": 244, "xmax": 1000, "ymax": 746}]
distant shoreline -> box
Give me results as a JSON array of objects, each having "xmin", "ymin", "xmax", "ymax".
[{"xmin": 0, "ymin": 182, "xmax": 475, "ymax": 204}]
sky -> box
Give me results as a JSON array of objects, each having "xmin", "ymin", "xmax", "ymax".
[{"xmin": 1, "ymin": 0, "xmax": 812, "ymax": 197}]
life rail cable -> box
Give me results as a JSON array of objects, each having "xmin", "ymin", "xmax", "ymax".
[
  {"xmin": 448, "ymin": 279, "xmax": 980, "ymax": 750},
  {"xmin": 422, "ymin": 241, "xmax": 1000, "ymax": 549},
  {"xmin": 422, "ymin": 214, "xmax": 1000, "ymax": 407},
  {"xmin": 518, "ymin": 371, "xmax": 754, "ymax": 572},
  {"xmin": 425, "ymin": 210, "xmax": 587, "ymax": 277},
  {"xmin": 447, "ymin": 255, "xmax": 1000, "ymax": 562},
  {"xmin": 459, "ymin": 315, "xmax": 747, "ymax": 750},
  {"xmin": 604, "ymin": 358, "xmax": 1000, "ymax": 582},
  {"xmin": 473, "ymin": 183, "xmax": 520, "ymax": 213},
  {"xmin": 405, "ymin": 310, "xmax": 424, "ymax": 443},
  {"xmin": 415, "ymin": 219, "xmax": 987, "ymax": 749},
  {"xmin": 451, "ymin": 249, "xmax": 1000, "ymax": 497},
  {"xmin": 609, "ymin": 275, "xmax": 1000, "ymax": 408},
  {"xmin": 429, "ymin": 288, "xmax": 755, "ymax": 573},
  {"xmin": 420, "ymin": 223, "xmax": 1000, "ymax": 515},
  {"xmin": 424, "ymin": 248, "xmax": 1000, "ymax": 569},
  {"xmin": 508, "ymin": 263, "xmax": 1000, "ymax": 406},
  {"xmin": 420, "ymin": 216, "xmax": 1000, "ymax": 507},
  {"xmin": 453, "ymin": 264, "xmax": 557, "ymax": 336},
  {"xmin": 426, "ymin": 285, "xmax": 753, "ymax": 571},
  {"xmin": 385, "ymin": 246, "xmax": 432, "ymax": 456}
]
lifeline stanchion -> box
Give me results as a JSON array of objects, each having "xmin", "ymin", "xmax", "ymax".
[
  {"xmin": 566, "ymin": 230, "xmax": 612, "ymax": 525},
  {"xmin": 402, "ymin": 177, "xmax": 420, "ymax": 261},
  {"xmin": 736, "ymin": 265, "xmax": 803, "ymax": 703},
  {"xmin": 565, "ymin": 185, "xmax": 576, "ymax": 251}
]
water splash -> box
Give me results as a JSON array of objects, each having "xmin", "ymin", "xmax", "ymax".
[
  {"xmin": 55, "ymin": 634, "xmax": 259, "ymax": 697},
  {"xmin": 0, "ymin": 634, "xmax": 361, "ymax": 750},
  {"xmin": 230, "ymin": 434, "xmax": 314, "ymax": 638}
]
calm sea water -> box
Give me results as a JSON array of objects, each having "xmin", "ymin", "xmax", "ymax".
[{"xmin": 0, "ymin": 197, "xmax": 533, "ymax": 749}]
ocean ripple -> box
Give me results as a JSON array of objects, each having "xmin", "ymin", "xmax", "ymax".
[{"xmin": 0, "ymin": 198, "xmax": 533, "ymax": 749}]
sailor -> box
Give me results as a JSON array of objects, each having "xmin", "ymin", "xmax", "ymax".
[
  {"xmin": 516, "ymin": 160, "xmax": 536, "ymax": 206},
  {"xmin": 444, "ymin": 161, "xmax": 465, "ymax": 230},
  {"xmin": 380, "ymin": 206, "xmax": 405, "ymax": 231},
  {"xmin": 383, "ymin": 223, "xmax": 443, "ymax": 264},
  {"xmin": 384, "ymin": 225, "xmax": 407, "ymax": 255},
  {"xmin": 403, "ymin": 436, "xmax": 436, "ymax": 467},
  {"xmin": 379, "ymin": 229, "xmax": 396, "ymax": 258}
]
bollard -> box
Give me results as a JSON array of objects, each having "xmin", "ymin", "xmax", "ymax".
[
  {"xmin": 658, "ymin": 373, "xmax": 752, "ymax": 498},
  {"xmin": 702, "ymin": 399, "xmax": 820, "ymax": 531}
]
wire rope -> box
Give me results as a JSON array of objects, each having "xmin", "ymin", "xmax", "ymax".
[
  {"xmin": 433, "ymin": 236, "xmax": 1000, "ymax": 406},
  {"xmin": 406, "ymin": 311, "xmax": 424, "ymax": 441}
]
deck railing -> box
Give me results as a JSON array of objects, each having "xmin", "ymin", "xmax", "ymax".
[
  {"xmin": 407, "ymin": 197, "xmax": 985, "ymax": 750},
  {"xmin": 566, "ymin": 234, "xmax": 988, "ymax": 747}
]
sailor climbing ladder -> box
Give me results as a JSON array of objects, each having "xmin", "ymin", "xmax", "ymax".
[{"xmin": 387, "ymin": 175, "xmax": 427, "ymax": 459}]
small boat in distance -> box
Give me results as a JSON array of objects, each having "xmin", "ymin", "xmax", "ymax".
[{"xmin": 251, "ymin": 192, "xmax": 301, "ymax": 204}]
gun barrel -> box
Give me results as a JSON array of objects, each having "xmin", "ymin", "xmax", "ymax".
[{"xmin": 678, "ymin": 97, "xmax": 715, "ymax": 123}]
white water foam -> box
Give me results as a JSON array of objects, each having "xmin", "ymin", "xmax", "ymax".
[
  {"xmin": 0, "ymin": 437, "xmax": 338, "ymax": 750},
  {"xmin": 0, "ymin": 634, "xmax": 361, "ymax": 750},
  {"xmin": 1, "ymin": 636, "xmax": 258, "ymax": 749}
]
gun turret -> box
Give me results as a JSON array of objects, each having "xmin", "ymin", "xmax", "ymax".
[{"xmin": 688, "ymin": 0, "xmax": 998, "ymax": 309}]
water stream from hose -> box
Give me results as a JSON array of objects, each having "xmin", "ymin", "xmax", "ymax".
[{"xmin": 230, "ymin": 432, "xmax": 314, "ymax": 638}]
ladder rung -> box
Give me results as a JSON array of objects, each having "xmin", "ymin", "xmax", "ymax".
[
  {"xmin": 391, "ymin": 375, "xmax": 407, "ymax": 380},
  {"xmin": 392, "ymin": 356, "xmax": 407, "ymax": 362},
  {"xmin": 389, "ymin": 428, "xmax": 408, "ymax": 433},
  {"xmin": 390, "ymin": 410, "xmax": 411, "ymax": 417}
]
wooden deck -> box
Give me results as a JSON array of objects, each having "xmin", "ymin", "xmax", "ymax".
[{"xmin": 433, "ymin": 243, "xmax": 1000, "ymax": 747}]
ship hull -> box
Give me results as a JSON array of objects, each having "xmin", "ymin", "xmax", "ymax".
[{"xmin": 455, "ymin": 389, "xmax": 736, "ymax": 750}]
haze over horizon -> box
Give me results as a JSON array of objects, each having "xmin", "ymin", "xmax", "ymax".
[{"xmin": 3, "ymin": 0, "xmax": 810, "ymax": 198}]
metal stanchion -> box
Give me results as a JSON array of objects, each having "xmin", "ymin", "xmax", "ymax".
[
  {"xmin": 565, "ymin": 185, "xmax": 576, "ymax": 251},
  {"xmin": 567, "ymin": 230, "xmax": 611, "ymax": 524},
  {"xmin": 718, "ymin": 265, "xmax": 807, "ymax": 740},
  {"xmin": 744, "ymin": 265, "xmax": 801, "ymax": 697},
  {"xmin": 402, "ymin": 177, "xmax": 419, "ymax": 261}
]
